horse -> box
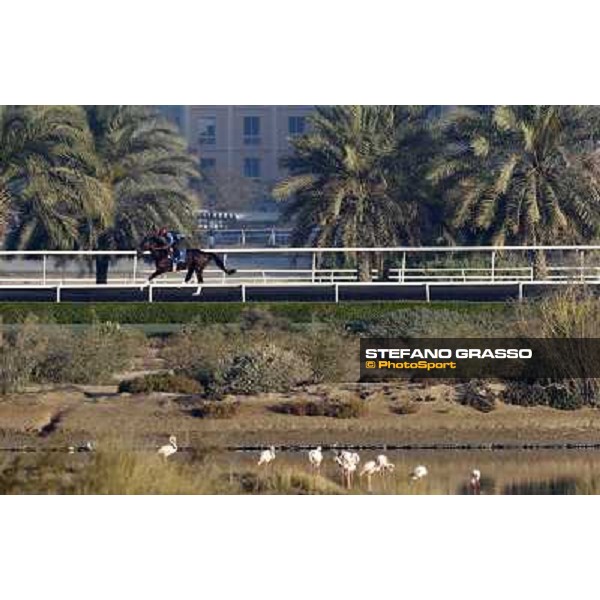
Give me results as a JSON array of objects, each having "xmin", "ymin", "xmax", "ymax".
[{"xmin": 138, "ymin": 233, "xmax": 236, "ymax": 285}]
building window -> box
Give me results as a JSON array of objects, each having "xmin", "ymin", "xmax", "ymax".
[
  {"xmin": 243, "ymin": 157, "xmax": 261, "ymax": 179},
  {"xmin": 200, "ymin": 158, "xmax": 216, "ymax": 171},
  {"xmin": 288, "ymin": 116, "xmax": 306, "ymax": 135},
  {"xmin": 243, "ymin": 116, "xmax": 261, "ymax": 145},
  {"xmin": 198, "ymin": 117, "xmax": 216, "ymax": 145}
]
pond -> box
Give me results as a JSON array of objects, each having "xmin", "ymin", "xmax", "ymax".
[{"xmin": 226, "ymin": 448, "xmax": 600, "ymax": 494}]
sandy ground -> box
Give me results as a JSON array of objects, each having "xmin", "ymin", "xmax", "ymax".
[{"xmin": 2, "ymin": 380, "xmax": 600, "ymax": 450}]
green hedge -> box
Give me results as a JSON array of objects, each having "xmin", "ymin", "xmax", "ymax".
[{"xmin": 0, "ymin": 301, "xmax": 511, "ymax": 325}]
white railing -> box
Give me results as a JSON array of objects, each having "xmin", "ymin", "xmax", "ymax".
[
  {"xmin": 1, "ymin": 245, "xmax": 600, "ymax": 287},
  {"xmin": 200, "ymin": 228, "xmax": 293, "ymax": 247}
]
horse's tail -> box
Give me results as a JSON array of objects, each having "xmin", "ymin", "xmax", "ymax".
[{"xmin": 207, "ymin": 252, "xmax": 236, "ymax": 276}]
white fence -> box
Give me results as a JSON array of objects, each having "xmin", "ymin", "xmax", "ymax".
[
  {"xmin": 1, "ymin": 246, "xmax": 600, "ymax": 302},
  {"xmin": 1, "ymin": 245, "xmax": 600, "ymax": 285}
]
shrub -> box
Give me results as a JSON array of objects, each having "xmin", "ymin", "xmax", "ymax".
[
  {"xmin": 0, "ymin": 316, "xmax": 49, "ymax": 394},
  {"xmin": 221, "ymin": 344, "xmax": 312, "ymax": 395},
  {"xmin": 271, "ymin": 398, "xmax": 366, "ymax": 418},
  {"xmin": 294, "ymin": 327, "xmax": 359, "ymax": 383},
  {"xmin": 391, "ymin": 401, "xmax": 419, "ymax": 415},
  {"xmin": 519, "ymin": 287, "xmax": 600, "ymax": 338},
  {"xmin": 239, "ymin": 307, "xmax": 295, "ymax": 332},
  {"xmin": 235, "ymin": 469, "xmax": 345, "ymax": 495},
  {"xmin": 188, "ymin": 401, "xmax": 240, "ymax": 419},
  {"xmin": 0, "ymin": 301, "xmax": 510, "ymax": 325},
  {"xmin": 504, "ymin": 381, "xmax": 585, "ymax": 410},
  {"xmin": 516, "ymin": 288, "xmax": 600, "ymax": 406},
  {"xmin": 457, "ymin": 380, "xmax": 497, "ymax": 413},
  {"xmin": 347, "ymin": 308, "xmax": 514, "ymax": 339},
  {"xmin": 161, "ymin": 325, "xmax": 236, "ymax": 382},
  {"xmin": 119, "ymin": 372, "xmax": 203, "ymax": 395},
  {"xmin": 36, "ymin": 322, "xmax": 146, "ymax": 385}
]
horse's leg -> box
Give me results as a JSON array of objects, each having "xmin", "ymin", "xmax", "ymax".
[
  {"xmin": 148, "ymin": 268, "xmax": 164, "ymax": 282},
  {"xmin": 184, "ymin": 265, "xmax": 195, "ymax": 284},
  {"xmin": 192, "ymin": 263, "xmax": 205, "ymax": 296},
  {"xmin": 141, "ymin": 269, "xmax": 158, "ymax": 289}
]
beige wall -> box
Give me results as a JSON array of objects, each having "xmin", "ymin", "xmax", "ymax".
[{"xmin": 183, "ymin": 105, "xmax": 314, "ymax": 184}]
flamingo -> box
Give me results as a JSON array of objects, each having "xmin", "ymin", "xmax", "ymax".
[
  {"xmin": 335, "ymin": 450, "xmax": 360, "ymax": 489},
  {"xmin": 470, "ymin": 469, "xmax": 481, "ymax": 495},
  {"xmin": 65, "ymin": 440, "xmax": 93, "ymax": 454},
  {"xmin": 376, "ymin": 454, "xmax": 395, "ymax": 473},
  {"xmin": 308, "ymin": 446, "xmax": 323, "ymax": 472},
  {"xmin": 258, "ymin": 446, "xmax": 276, "ymax": 467},
  {"xmin": 360, "ymin": 460, "xmax": 381, "ymax": 492},
  {"xmin": 411, "ymin": 465, "xmax": 428, "ymax": 481},
  {"xmin": 158, "ymin": 435, "xmax": 178, "ymax": 459}
]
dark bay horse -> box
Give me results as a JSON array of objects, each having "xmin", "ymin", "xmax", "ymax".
[{"xmin": 138, "ymin": 234, "xmax": 236, "ymax": 284}]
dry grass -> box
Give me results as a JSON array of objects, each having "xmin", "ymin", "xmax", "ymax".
[{"xmin": 4, "ymin": 444, "xmax": 600, "ymax": 494}]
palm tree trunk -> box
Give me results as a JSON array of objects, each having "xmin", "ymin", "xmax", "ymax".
[
  {"xmin": 95, "ymin": 255, "xmax": 110, "ymax": 284},
  {"xmin": 357, "ymin": 252, "xmax": 372, "ymax": 282},
  {"xmin": 533, "ymin": 250, "xmax": 547, "ymax": 280}
]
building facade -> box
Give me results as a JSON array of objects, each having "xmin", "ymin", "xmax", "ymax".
[{"xmin": 159, "ymin": 105, "xmax": 314, "ymax": 186}]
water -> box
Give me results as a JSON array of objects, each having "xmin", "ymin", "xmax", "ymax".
[
  {"xmin": 2, "ymin": 447, "xmax": 599, "ymax": 494},
  {"xmin": 225, "ymin": 448, "xmax": 600, "ymax": 494}
]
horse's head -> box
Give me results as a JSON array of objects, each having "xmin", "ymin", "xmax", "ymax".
[
  {"xmin": 138, "ymin": 233, "xmax": 171, "ymax": 261},
  {"xmin": 138, "ymin": 233, "xmax": 160, "ymax": 256}
]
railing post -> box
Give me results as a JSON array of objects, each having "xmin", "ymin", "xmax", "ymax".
[
  {"xmin": 518, "ymin": 282, "xmax": 524, "ymax": 302},
  {"xmin": 132, "ymin": 254, "xmax": 138, "ymax": 284},
  {"xmin": 334, "ymin": 283, "xmax": 339, "ymax": 303},
  {"xmin": 56, "ymin": 284, "xmax": 61, "ymax": 303},
  {"xmin": 222, "ymin": 253, "xmax": 228, "ymax": 284},
  {"xmin": 401, "ymin": 251, "xmax": 406, "ymax": 283},
  {"xmin": 491, "ymin": 250, "xmax": 496, "ymax": 282},
  {"xmin": 148, "ymin": 284, "xmax": 153, "ymax": 303},
  {"xmin": 42, "ymin": 255, "xmax": 48, "ymax": 285},
  {"xmin": 425, "ymin": 283, "xmax": 431, "ymax": 303},
  {"xmin": 241, "ymin": 230, "xmax": 246, "ymax": 246},
  {"xmin": 580, "ymin": 250, "xmax": 586, "ymax": 282},
  {"xmin": 241, "ymin": 283, "xmax": 246, "ymax": 303},
  {"xmin": 311, "ymin": 252, "xmax": 316, "ymax": 283}
]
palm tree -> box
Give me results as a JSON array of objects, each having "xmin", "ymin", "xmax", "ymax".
[
  {"xmin": 3, "ymin": 106, "xmax": 200, "ymax": 282},
  {"xmin": 83, "ymin": 106, "xmax": 200, "ymax": 282},
  {"xmin": 274, "ymin": 105, "xmax": 433, "ymax": 280},
  {"xmin": 430, "ymin": 106, "xmax": 600, "ymax": 273},
  {"xmin": 1, "ymin": 105, "xmax": 111, "ymax": 249}
]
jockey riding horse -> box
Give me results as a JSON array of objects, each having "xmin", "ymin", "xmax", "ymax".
[{"xmin": 138, "ymin": 229, "xmax": 236, "ymax": 284}]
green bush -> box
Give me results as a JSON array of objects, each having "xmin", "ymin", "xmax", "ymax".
[
  {"xmin": 36, "ymin": 322, "xmax": 146, "ymax": 385},
  {"xmin": 119, "ymin": 372, "xmax": 203, "ymax": 394},
  {"xmin": 271, "ymin": 398, "xmax": 366, "ymax": 418},
  {"xmin": 294, "ymin": 327, "xmax": 359, "ymax": 383},
  {"xmin": 347, "ymin": 307, "xmax": 516, "ymax": 338},
  {"xmin": 221, "ymin": 344, "xmax": 312, "ymax": 394},
  {"xmin": 0, "ymin": 316, "xmax": 49, "ymax": 393},
  {"xmin": 163, "ymin": 312, "xmax": 358, "ymax": 390},
  {"xmin": 0, "ymin": 301, "xmax": 510, "ymax": 325}
]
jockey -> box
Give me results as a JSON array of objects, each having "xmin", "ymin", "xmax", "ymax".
[{"xmin": 156, "ymin": 227, "xmax": 184, "ymax": 270}]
